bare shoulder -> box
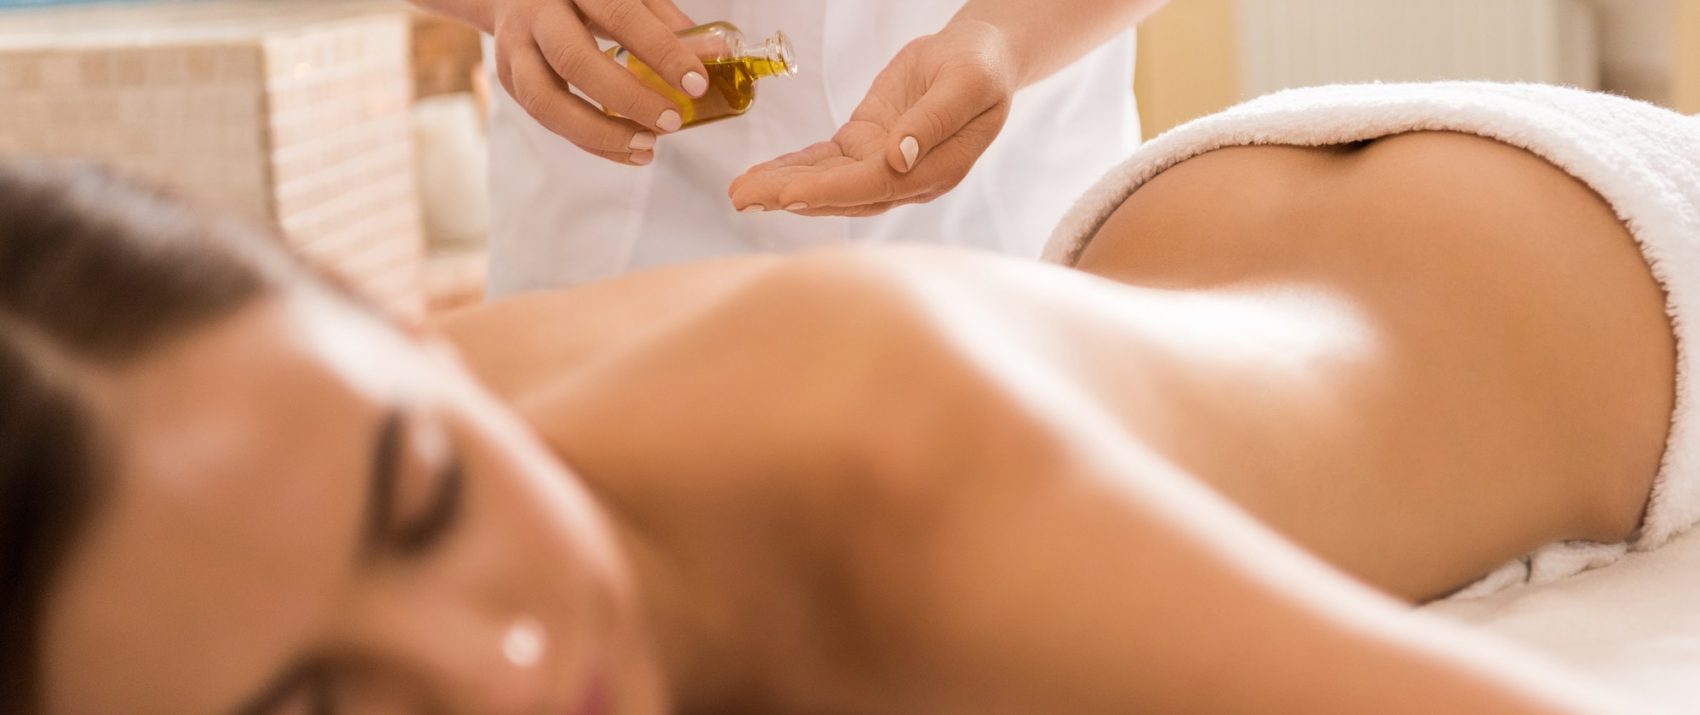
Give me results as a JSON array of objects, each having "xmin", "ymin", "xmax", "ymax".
[
  {"xmin": 518, "ymin": 245, "xmax": 1100, "ymax": 489},
  {"xmin": 429, "ymin": 254, "xmax": 785, "ymax": 401},
  {"xmin": 517, "ymin": 247, "xmax": 1133, "ymax": 712},
  {"xmin": 496, "ymin": 246, "xmax": 1144, "ymax": 580}
]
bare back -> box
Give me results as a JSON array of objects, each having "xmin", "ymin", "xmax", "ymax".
[
  {"xmin": 1072, "ymin": 131, "xmax": 1674, "ymax": 596},
  {"xmin": 426, "ymin": 132, "xmax": 1683, "ymax": 713},
  {"xmin": 438, "ymin": 132, "xmax": 1674, "ymax": 602}
]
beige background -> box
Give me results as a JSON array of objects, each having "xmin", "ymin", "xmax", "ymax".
[
  {"xmin": 1136, "ymin": 0, "xmax": 1699, "ymax": 138},
  {"xmin": 1678, "ymin": 0, "xmax": 1700, "ymax": 113}
]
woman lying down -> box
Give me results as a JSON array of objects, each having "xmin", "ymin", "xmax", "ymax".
[{"xmin": 6, "ymin": 82, "xmax": 1698, "ymax": 714}]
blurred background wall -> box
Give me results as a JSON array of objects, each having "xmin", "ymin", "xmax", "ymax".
[{"xmin": 1137, "ymin": 0, "xmax": 1697, "ymax": 138}]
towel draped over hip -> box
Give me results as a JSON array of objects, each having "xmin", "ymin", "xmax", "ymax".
[{"xmin": 1044, "ymin": 82, "xmax": 1700, "ymax": 597}]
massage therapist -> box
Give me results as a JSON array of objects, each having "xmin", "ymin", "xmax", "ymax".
[{"xmin": 407, "ymin": 0, "xmax": 1170, "ymax": 295}]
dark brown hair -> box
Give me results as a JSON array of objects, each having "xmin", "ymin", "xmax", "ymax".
[{"xmin": 0, "ymin": 162, "xmax": 317, "ymax": 713}]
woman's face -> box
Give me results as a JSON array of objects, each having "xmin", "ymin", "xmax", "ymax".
[{"xmin": 39, "ymin": 291, "xmax": 667, "ymax": 715}]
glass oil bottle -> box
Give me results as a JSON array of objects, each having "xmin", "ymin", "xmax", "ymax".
[{"xmin": 607, "ymin": 21, "xmax": 797, "ymax": 129}]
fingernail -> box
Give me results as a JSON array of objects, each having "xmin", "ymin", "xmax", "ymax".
[
  {"xmin": 900, "ymin": 136, "xmax": 920, "ymax": 172},
  {"xmin": 740, "ymin": 204, "xmax": 764, "ymax": 213},
  {"xmin": 657, "ymin": 110, "xmax": 682, "ymax": 133},
  {"xmin": 785, "ymin": 202, "xmax": 808, "ymax": 212},
  {"xmin": 630, "ymin": 151, "xmax": 654, "ymax": 166},
  {"xmin": 682, "ymin": 71, "xmax": 708, "ymax": 98},
  {"xmin": 628, "ymin": 132, "xmax": 656, "ymax": 151}
]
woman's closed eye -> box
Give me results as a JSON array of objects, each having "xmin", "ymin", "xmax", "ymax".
[
  {"xmin": 367, "ymin": 408, "xmax": 466, "ymax": 560},
  {"xmin": 391, "ymin": 450, "xmax": 463, "ymax": 557},
  {"xmin": 239, "ymin": 409, "xmax": 464, "ymax": 715}
]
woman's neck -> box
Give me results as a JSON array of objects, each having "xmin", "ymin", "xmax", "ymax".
[
  {"xmin": 587, "ymin": 461, "xmax": 890, "ymax": 715},
  {"xmin": 600, "ymin": 501, "xmax": 752, "ymax": 711}
]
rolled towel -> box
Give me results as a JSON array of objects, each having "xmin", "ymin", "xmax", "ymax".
[{"xmin": 1044, "ymin": 81, "xmax": 1700, "ymax": 597}]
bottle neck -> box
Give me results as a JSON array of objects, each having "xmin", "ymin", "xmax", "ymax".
[{"xmin": 742, "ymin": 31, "xmax": 796, "ymax": 79}]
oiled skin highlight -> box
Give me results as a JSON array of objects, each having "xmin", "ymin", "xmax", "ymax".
[{"xmin": 432, "ymin": 132, "xmax": 1673, "ymax": 713}]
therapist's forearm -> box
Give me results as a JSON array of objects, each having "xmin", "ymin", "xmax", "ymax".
[
  {"xmin": 406, "ymin": 0, "xmax": 495, "ymax": 34},
  {"xmin": 952, "ymin": 0, "xmax": 1168, "ymax": 88}
]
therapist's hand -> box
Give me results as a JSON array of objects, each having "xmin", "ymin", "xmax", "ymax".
[
  {"xmin": 488, "ymin": 0, "xmax": 708, "ymax": 165},
  {"xmin": 729, "ymin": 20, "xmax": 1018, "ymax": 216}
]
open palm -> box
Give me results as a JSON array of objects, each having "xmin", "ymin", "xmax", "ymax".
[{"xmin": 728, "ymin": 21, "xmax": 1016, "ymax": 217}]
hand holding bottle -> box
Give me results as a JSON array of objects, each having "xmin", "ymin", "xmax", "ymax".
[
  {"xmin": 479, "ymin": 0, "xmax": 711, "ymax": 165},
  {"xmin": 609, "ymin": 23, "xmax": 796, "ymax": 130},
  {"xmin": 728, "ymin": 20, "xmax": 1019, "ymax": 215}
]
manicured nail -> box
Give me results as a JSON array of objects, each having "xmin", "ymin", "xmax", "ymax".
[
  {"xmin": 900, "ymin": 136, "xmax": 919, "ymax": 171},
  {"xmin": 628, "ymin": 132, "xmax": 656, "ymax": 151},
  {"xmin": 682, "ymin": 71, "xmax": 708, "ymax": 98},
  {"xmin": 785, "ymin": 202, "xmax": 808, "ymax": 211},
  {"xmin": 630, "ymin": 151, "xmax": 653, "ymax": 165},
  {"xmin": 740, "ymin": 204, "xmax": 764, "ymax": 213},
  {"xmin": 657, "ymin": 110, "xmax": 682, "ymax": 132}
]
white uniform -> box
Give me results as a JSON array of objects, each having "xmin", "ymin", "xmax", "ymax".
[{"xmin": 485, "ymin": 1, "xmax": 1139, "ymax": 296}]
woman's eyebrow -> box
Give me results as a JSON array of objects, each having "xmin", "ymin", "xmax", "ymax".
[{"xmin": 361, "ymin": 408, "xmax": 406, "ymax": 561}]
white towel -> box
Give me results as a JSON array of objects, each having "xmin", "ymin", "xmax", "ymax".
[
  {"xmin": 1044, "ymin": 82, "xmax": 1700, "ymax": 597},
  {"xmin": 1423, "ymin": 525, "xmax": 1700, "ymax": 710}
]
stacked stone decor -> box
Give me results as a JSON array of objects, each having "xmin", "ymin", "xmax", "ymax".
[{"xmin": 0, "ymin": 1, "xmax": 429, "ymax": 317}]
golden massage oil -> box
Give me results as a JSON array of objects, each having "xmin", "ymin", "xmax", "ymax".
[{"xmin": 607, "ymin": 22, "xmax": 796, "ymax": 128}]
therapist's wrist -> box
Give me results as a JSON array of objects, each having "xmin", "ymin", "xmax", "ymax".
[
  {"xmin": 937, "ymin": 18, "xmax": 1024, "ymax": 93},
  {"xmin": 941, "ymin": 15, "xmax": 1033, "ymax": 89}
]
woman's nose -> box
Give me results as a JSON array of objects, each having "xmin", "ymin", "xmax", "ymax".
[{"xmin": 339, "ymin": 590, "xmax": 556, "ymax": 714}]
